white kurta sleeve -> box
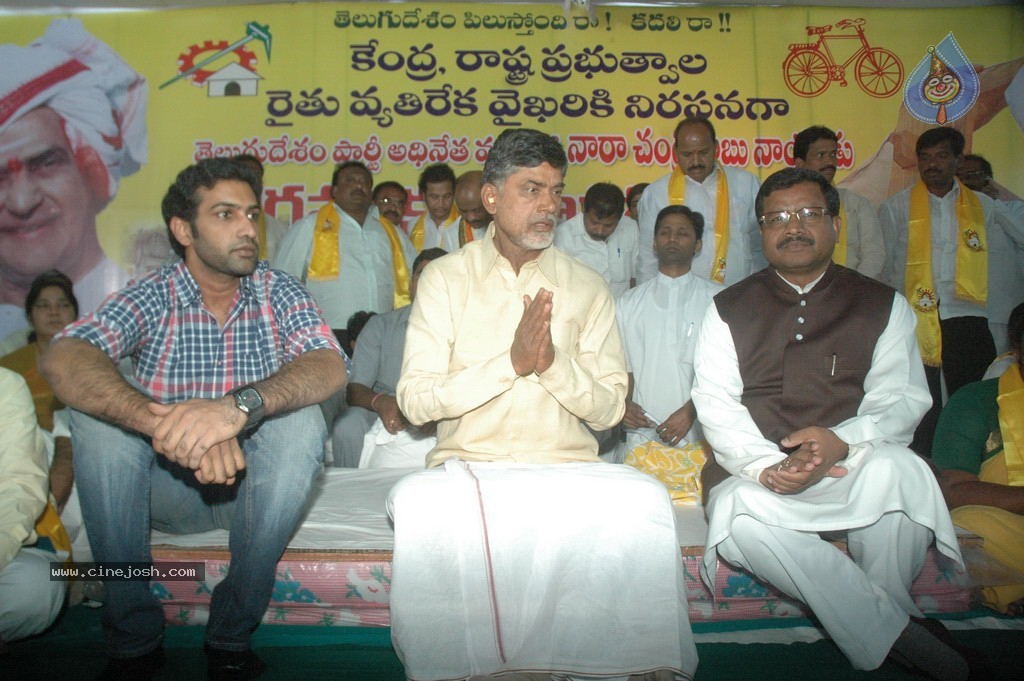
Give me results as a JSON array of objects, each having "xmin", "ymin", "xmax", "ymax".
[
  {"xmin": 830, "ymin": 293, "xmax": 931, "ymax": 447},
  {"xmin": 691, "ymin": 304, "xmax": 785, "ymax": 480}
]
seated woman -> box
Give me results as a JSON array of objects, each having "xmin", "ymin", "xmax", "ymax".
[
  {"xmin": 933, "ymin": 301, "xmax": 1024, "ymax": 615},
  {"xmin": 0, "ymin": 270, "xmax": 78, "ymax": 512}
]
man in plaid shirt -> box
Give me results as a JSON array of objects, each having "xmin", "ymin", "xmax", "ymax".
[{"xmin": 43, "ymin": 158, "xmax": 347, "ymax": 680}]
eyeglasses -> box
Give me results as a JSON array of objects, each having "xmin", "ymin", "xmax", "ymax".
[
  {"xmin": 957, "ymin": 170, "xmax": 990, "ymax": 181},
  {"xmin": 376, "ymin": 197, "xmax": 406, "ymax": 206},
  {"xmin": 758, "ymin": 207, "xmax": 830, "ymax": 228}
]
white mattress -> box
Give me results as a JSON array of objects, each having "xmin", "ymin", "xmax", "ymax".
[{"xmin": 149, "ymin": 465, "xmax": 711, "ymax": 551}]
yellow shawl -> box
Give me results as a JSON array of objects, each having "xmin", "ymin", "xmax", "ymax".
[
  {"xmin": 905, "ymin": 180, "xmax": 987, "ymax": 366},
  {"xmin": 307, "ymin": 203, "xmax": 411, "ymax": 308},
  {"xmin": 668, "ymin": 164, "xmax": 729, "ymax": 283},
  {"xmin": 997, "ymin": 363, "xmax": 1024, "ymax": 486},
  {"xmin": 409, "ymin": 204, "xmax": 460, "ymax": 252}
]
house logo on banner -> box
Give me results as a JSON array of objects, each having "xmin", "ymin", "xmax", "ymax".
[
  {"xmin": 159, "ymin": 21, "xmax": 270, "ymax": 97},
  {"xmin": 782, "ymin": 18, "xmax": 903, "ymax": 98},
  {"xmin": 903, "ymin": 33, "xmax": 980, "ymax": 125}
]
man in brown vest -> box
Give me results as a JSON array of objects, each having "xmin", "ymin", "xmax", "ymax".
[{"xmin": 692, "ymin": 168, "xmax": 972, "ymax": 681}]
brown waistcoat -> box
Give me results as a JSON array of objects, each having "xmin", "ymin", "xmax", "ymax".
[{"xmin": 714, "ymin": 264, "xmax": 895, "ymax": 444}]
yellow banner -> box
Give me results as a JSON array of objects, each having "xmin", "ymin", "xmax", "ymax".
[{"xmin": 0, "ymin": 3, "xmax": 1021, "ymax": 340}]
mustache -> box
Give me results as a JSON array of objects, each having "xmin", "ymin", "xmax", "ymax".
[
  {"xmin": 777, "ymin": 235, "xmax": 814, "ymax": 248},
  {"xmin": 820, "ymin": 165, "xmax": 837, "ymax": 174}
]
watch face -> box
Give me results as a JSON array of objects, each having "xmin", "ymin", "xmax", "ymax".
[{"xmin": 235, "ymin": 387, "xmax": 263, "ymax": 412}]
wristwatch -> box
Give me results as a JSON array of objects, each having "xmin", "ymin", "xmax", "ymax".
[{"xmin": 229, "ymin": 385, "xmax": 265, "ymax": 431}]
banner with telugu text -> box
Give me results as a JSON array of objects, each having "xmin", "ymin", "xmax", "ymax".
[{"xmin": 3, "ymin": 2, "xmax": 1023, "ymax": 275}]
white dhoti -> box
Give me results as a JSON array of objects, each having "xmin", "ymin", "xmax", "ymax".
[
  {"xmin": 388, "ymin": 461, "xmax": 698, "ymax": 681},
  {"xmin": 703, "ymin": 444, "xmax": 963, "ymax": 670}
]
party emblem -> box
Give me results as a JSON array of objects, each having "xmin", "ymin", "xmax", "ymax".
[{"xmin": 903, "ymin": 33, "xmax": 979, "ymax": 125}]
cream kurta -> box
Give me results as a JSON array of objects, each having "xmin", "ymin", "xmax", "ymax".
[{"xmin": 397, "ymin": 225, "xmax": 627, "ymax": 467}]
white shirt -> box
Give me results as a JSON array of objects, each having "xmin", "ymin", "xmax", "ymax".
[
  {"xmin": 636, "ymin": 165, "xmax": 762, "ymax": 285},
  {"xmin": 273, "ymin": 204, "xmax": 395, "ymax": 329},
  {"xmin": 416, "ymin": 213, "xmax": 461, "ymax": 253},
  {"xmin": 554, "ymin": 213, "xmax": 639, "ymax": 298},
  {"xmin": 616, "ymin": 271, "xmax": 720, "ymax": 448},
  {"xmin": 837, "ymin": 187, "xmax": 885, "ymax": 279},
  {"xmin": 879, "ymin": 183, "xmax": 1024, "ymax": 322}
]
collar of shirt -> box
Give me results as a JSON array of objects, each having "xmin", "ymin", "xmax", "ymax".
[
  {"xmin": 167, "ymin": 259, "xmax": 263, "ymax": 311},
  {"xmin": 774, "ymin": 266, "xmax": 827, "ymax": 294},
  {"xmin": 655, "ymin": 270, "xmax": 694, "ymax": 287},
  {"xmin": 478, "ymin": 226, "xmax": 561, "ymax": 285}
]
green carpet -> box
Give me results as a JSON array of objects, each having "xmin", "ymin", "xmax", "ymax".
[{"xmin": 5, "ymin": 605, "xmax": 1023, "ymax": 680}]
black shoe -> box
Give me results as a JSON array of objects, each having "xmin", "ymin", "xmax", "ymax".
[
  {"xmin": 204, "ymin": 645, "xmax": 266, "ymax": 681},
  {"xmin": 910, "ymin": 616, "xmax": 993, "ymax": 681},
  {"xmin": 889, "ymin": 619, "xmax": 969, "ymax": 681},
  {"xmin": 95, "ymin": 647, "xmax": 166, "ymax": 681}
]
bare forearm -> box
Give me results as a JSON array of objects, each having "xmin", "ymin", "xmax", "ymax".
[
  {"xmin": 945, "ymin": 479, "xmax": 1024, "ymax": 515},
  {"xmin": 254, "ymin": 348, "xmax": 346, "ymax": 416},
  {"xmin": 42, "ymin": 338, "xmax": 157, "ymax": 435},
  {"xmin": 347, "ymin": 382, "xmax": 378, "ymax": 411},
  {"xmin": 50, "ymin": 437, "xmax": 74, "ymax": 511}
]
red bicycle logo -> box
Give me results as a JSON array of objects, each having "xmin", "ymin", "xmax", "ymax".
[{"xmin": 783, "ymin": 18, "xmax": 903, "ymax": 98}]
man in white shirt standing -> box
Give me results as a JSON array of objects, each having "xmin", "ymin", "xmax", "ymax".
[
  {"xmin": 409, "ymin": 163, "xmax": 460, "ymax": 252},
  {"xmin": 879, "ymin": 127, "xmax": 1024, "ymax": 454},
  {"xmin": 554, "ymin": 182, "xmax": 639, "ymax": 298},
  {"xmin": 617, "ymin": 204, "xmax": 720, "ymax": 460},
  {"xmin": 636, "ymin": 116, "xmax": 762, "ymax": 285},
  {"xmin": 273, "ymin": 161, "xmax": 399, "ymax": 330},
  {"xmin": 793, "ymin": 125, "xmax": 885, "ymax": 279},
  {"xmin": 956, "ymin": 153, "xmax": 1024, "ymax": 354}
]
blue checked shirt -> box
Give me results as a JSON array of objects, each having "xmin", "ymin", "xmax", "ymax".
[{"xmin": 57, "ymin": 260, "xmax": 346, "ymax": 403}]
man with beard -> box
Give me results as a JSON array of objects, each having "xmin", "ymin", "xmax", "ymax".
[
  {"xmin": 390, "ymin": 128, "xmax": 697, "ymax": 681},
  {"xmin": 274, "ymin": 161, "xmax": 402, "ymax": 329},
  {"xmin": 693, "ymin": 167, "xmax": 968, "ymax": 681},
  {"xmin": 635, "ymin": 116, "xmax": 762, "ymax": 285},
  {"xmin": 453, "ymin": 170, "xmax": 489, "ymax": 245},
  {"xmin": 617, "ymin": 205, "xmax": 720, "ymax": 478},
  {"xmin": 42, "ymin": 158, "xmax": 346, "ymax": 679},
  {"xmin": 880, "ymin": 127, "xmax": 1024, "ymax": 454},
  {"xmin": 793, "ymin": 126, "xmax": 885, "ymax": 279}
]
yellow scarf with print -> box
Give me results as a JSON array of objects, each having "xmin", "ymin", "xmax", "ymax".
[
  {"xmin": 625, "ymin": 440, "xmax": 708, "ymax": 506},
  {"xmin": 997, "ymin": 363, "xmax": 1024, "ymax": 486},
  {"xmin": 832, "ymin": 204, "xmax": 849, "ymax": 267},
  {"xmin": 307, "ymin": 204, "xmax": 411, "ymax": 307},
  {"xmin": 409, "ymin": 204, "xmax": 460, "ymax": 252},
  {"xmin": 457, "ymin": 218, "xmax": 476, "ymax": 248},
  {"xmin": 379, "ymin": 216, "xmax": 412, "ymax": 308},
  {"xmin": 668, "ymin": 164, "xmax": 729, "ymax": 283},
  {"xmin": 35, "ymin": 500, "xmax": 71, "ymax": 562},
  {"xmin": 906, "ymin": 180, "xmax": 987, "ymax": 366}
]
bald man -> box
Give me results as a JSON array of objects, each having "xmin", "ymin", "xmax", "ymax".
[{"xmin": 454, "ymin": 170, "xmax": 489, "ymax": 245}]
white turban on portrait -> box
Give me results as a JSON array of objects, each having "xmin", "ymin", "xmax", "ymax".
[{"xmin": 0, "ymin": 18, "xmax": 147, "ymax": 202}]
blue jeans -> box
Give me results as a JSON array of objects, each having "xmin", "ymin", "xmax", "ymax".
[{"xmin": 71, "ymin": 405, "xmax": 325, "ymax": 657}]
